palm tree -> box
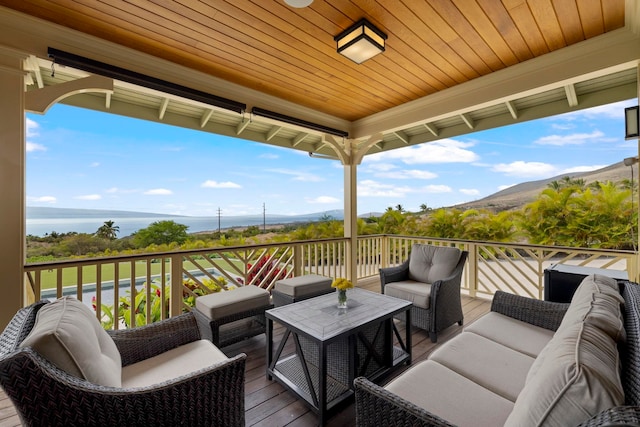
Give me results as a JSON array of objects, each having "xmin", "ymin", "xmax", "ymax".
[
  {"xmin": 419, "ymin": 203, "xmax": 428, "ymax": 213},
  {"xmin": 95, "ymin": 220, "xmax": 119, "ymax": 240},
  {"xmin": 395, "ymin": 204, "xmax": 405, "ymax": 213}
]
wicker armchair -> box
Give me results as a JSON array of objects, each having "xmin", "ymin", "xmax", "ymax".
[
  {"xmin": 380, "ymin": 244, "xmax": 468, "ymax": 342},
  {"xmin": 0, "ymin": 300, "xmax": 246, "ymax": 427}
]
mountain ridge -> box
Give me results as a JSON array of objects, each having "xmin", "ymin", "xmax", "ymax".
[{"xmin": 454, "ymin": 160, "xmax": 638, "ymax": 212}]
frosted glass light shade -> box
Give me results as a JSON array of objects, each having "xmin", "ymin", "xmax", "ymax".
[
  {"xmin": 284, "ymin": 0, "xmax": 313, "ymax": 7},
  {"xmin": 334, "ymin": 19, "xmax": 387, "ymax": 64}
]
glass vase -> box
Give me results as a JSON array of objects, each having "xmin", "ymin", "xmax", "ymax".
[{"xmin": 337, "ymin": 289, "xmax": 348, "ymax": 309}]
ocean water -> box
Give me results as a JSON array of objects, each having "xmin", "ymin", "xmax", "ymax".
[{"xmin": 26, "ymin": 214, "xmax": 330, "ymax": 237}]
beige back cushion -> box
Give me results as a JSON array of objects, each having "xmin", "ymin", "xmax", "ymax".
[
  {"xmin": 20, "ymin": 296, "xmax": 122, "ymax": 387},
  {"xmin": 505, "ymin": 274, "xmax": 625, "ymax": 427},
  {"xmin": 408, "ymin": 244, "xmax": 461, "ymax": 284}
]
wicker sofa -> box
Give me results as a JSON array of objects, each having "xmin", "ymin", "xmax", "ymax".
[
  {"xmin": 355, "ymin": 274, "xmax": 640, "ymax": 427},
  {"xmin": 0, "ymin": 297, "xmax": 246, "ymax": 427}
]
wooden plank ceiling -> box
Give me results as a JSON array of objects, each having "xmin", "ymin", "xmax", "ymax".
[{"xmin": 0, "ymin": 0, "xmax": 626, "ymax": 122}]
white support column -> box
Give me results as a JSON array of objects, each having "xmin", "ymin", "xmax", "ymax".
[
  {"xmin": 344, "ymin": 162, "xmax": 358, "ymax": 285},
  {"xmin": 0, "ymin": 46, "xmax": 28, "ymax": 329}
]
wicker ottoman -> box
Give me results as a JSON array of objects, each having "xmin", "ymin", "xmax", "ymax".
[
  {"xmin": 193, "ymin": 285, "xmax": 272, "ymax": 348},
  {"xmin": 272, "ymin": 274, "xmax": 334, "ymax": 306}
]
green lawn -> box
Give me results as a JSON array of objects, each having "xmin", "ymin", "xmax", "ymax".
[{"xmin": 35, "ymin": 258, "xmax": 245, "ymax": 290}]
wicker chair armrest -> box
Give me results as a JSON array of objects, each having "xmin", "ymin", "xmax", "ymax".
[
  {"xmin": 491, "ymin": 291, "xmax": 569, "ymax": 331},
  {"xmin": 354, "ymin": 377, "xmax": 457, "ymax": 427},
  {"xmin": 379, "ymin": 260, "xmax": 410, "ymax": 291},
  {"xmin": 108, "ymin": 312, "xmax": 201, "ymax": 366},
  {"xmin": 575, "ymin": 406, "xmax": 640, "ymax": 426},
  {"xmin": 1, "ymin": 347, "xmax": 246, "ymax": 427}
]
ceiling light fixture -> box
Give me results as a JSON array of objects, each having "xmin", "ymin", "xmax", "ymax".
[
  {"xmin": 625, "ymin": 106, "xmax": 639, "ymax": 139},
  {"xmin": 284, "ymin": 0, "xmax": 313, "ymax": 8},
  {"xmin": 334, "ymin": 18, "xmax": 387, "ymax": 64}
]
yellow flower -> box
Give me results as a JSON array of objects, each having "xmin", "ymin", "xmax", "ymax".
[{"xmin": 331, "ymin": 277, "xmax": 353, "ymax": 291}]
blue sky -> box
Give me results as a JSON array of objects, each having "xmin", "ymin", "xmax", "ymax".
[{"xmin": 26, "ymin": 98, "xmax": 638, "ymax": 217}]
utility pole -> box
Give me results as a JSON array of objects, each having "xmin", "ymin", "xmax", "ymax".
[
  {"xmin": 217, "ymin": 207, "xmax": 221, "ymax": 234},
  {"xmin": 263, "ymin": 203, "xmax": 266, "ymax": 232}
]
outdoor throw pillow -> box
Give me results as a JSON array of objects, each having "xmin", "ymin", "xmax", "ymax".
[
  {"xmin": 408, "ymin": 244, "xmax": 461, "ymax": 284},
  {"xmin": 505, "ymin": 274, "xmax": 625, "ymax": 427},
  {"xmin": 20, "ymin": 296, "xmax": 122, "ymax": 387}
]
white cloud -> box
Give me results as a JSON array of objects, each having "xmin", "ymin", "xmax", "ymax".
[
  {"xmin": 560, "ymin": 165, "xmax": 607, "ymax": 174},
  {"xmin": 266, "ymin": 168, "xmax": 323, "ymax": 182},
  {"xmin": 551, "ymin": 123, "xmax": 575, "ymax": 131},
  {"xmin": 144, "ymin": 188, "xmax": 173, "ymax": 195},
  {"xmin": 26, "ymin": 118, "xmax": 39, "ymax": 137},
  {"xmin": 90, "ymin": 162, "xmax": 100, "ymax": 167},
  {"xmin": 534, "ymin": 130, "xmax": 605, "ymax": 146},
  {"xmin": 27, "ymin": 195, "xmax": 56, "ymax": 204},
  {"xmin": 105, "ymin": 187, "xmax": 138, "ymax": 194},
  {"xmin": 306, "ymin": 196, "xmax": 340, "ymax": 204},
  {"xmin": 366, "ymin": 162, "xmax": 397, "ymax": 172},
  {"xmin": 460, "ymin": 188, "xmax": 480, "ymax": 196},
  {"xmin": 201, "ymin": 180, "xmax": 242, "ymax": 189},
  {"xmin": 366, "ymin": 139, "xmax": 479, "ymax": 165},
  {"xmin": 75, "ymin": 194, "xmax": 101, "ymax": 200},
  {"xmin": 259, "ymin": 153, "xmax": 279, "ymax": 159},
  {"xmin": 26, "ymin": 142, "xmax": 46, "ymax": 152},
  {"xmin": 358, "ymin": 180, "xmax": 412, "ymax": 197},
  {"xmin": 26, "ymin": 118, "xmax": 46, "ymax": 152},
  {"xmin": 492, "ymin": 161, "xmax": 557, "ymax": 178},
  {"xmin": 422, "ymin": 185, "xmax": 452, "ymax": 193},
  {"xmin": 376, "ymin": 169, "xmax": 438, "ymax": 180}
]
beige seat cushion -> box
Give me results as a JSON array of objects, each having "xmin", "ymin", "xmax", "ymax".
[
  {"xmin": 274, "ymin": 274, "xmax": 332, "ymax": 297},
  {"xmin": 122, "ymin": 340, "xmax": 228, "ymax": 388},
  {"xmin": 195, "ymin": 285, "xmax": 270, "ymax": 320},
  {"xmin": 430, "ymin": 332, "xmax": 535, "ymax": 402},
  {"xmin": 408, "ymin": 244, "xmax": 461, "ymax": 284},
  {"xmin": 20, "ymin": 296, "xmax": 122, "ymax": 387},
  {"xmin": 385, "ymin": 360, "xmax": 514, "ymax": 427},
  {"xmin": 505, "ymin": 274, "xmax": 625, "ymax": 427},
  {"xmin": 464, "ymin": 312, "xmax": 555, "ymax": 358},
  {"xmin": 383, "ymin": 280, "xmax": 431, "ymax": 309}
]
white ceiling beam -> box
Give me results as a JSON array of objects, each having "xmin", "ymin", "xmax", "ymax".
[
  {"xmin": 564, "ymin": 84, "xmax": 579, "ymax": 107},
  {"xmin": 460, "ymin": 113, "xmax": 474, "ymax": 129},
  {"xmin": 266, "ymin": 126, "xmax": 282, "ymax": 141},
  {"xmin": 393, "ymin": 130, "xmax": 409, "ymax": 144},
  {"xmin": 25, "ymin": 55, "xmax": 43, "ymax": 88},
  {"xmin": 105, "ymin": 92, "xmax": 111, "ymax": 109},
  {"xmin": 200, "ymin": 109, "xmax": 214, "ymax": 128},
  {"xmin": 158, "ymin": 98, "xmax": 169, "ymax": 120},
  {"xmin": 423, "ymin": 123, "xmax": 439, "ymax": 136},
  {"xmin": 505, "ymin": 100, "xmax": 518, "ymax": 119},
  {"xmin": 236, "ymin": 118, "xmax": 250, "ymax": 134},
  {"xmin": 293, "ymin": 133, "xmax": 310, "ymax": 147}
]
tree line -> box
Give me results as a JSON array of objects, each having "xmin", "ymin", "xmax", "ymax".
[{"xmin": 26, "ymin": 177, "xmax": 638, "ymax": 263}]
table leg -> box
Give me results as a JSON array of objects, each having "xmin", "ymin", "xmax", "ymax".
[
  {"xmin": 318, "ymin": 342, "xmax": 327, "ymax": 426},
  {"xmin": 405, "ymin": 308, "xmax": 412, "ymax": 364},
  {"xmin": 266, "ymin": 318, "xmax": 273, "ymax": 380}
]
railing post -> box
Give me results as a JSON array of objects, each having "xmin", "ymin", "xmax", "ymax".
[
  {"xmin": 169, "ymin": 253, "xmax": 182, "ymax": 317},
  {"xmin": 381, "ymin": 235, "xmax": 389, "ymax": 269},
  {"xmin": 467, "ymin": 242, "xmax": 478, "ymax": 298},
  {"xmin": 293, "ymin": 244, "xmax": 302, "ymax": 277}
]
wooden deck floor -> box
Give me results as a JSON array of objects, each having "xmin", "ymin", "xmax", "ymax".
[{"xmin": 0, "ymin": 277, "xmax": 491, "ymax": 426}]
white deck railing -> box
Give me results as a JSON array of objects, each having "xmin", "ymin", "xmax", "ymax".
[{"xmin": 24, "ymin": 235, "xmax": 636, "ymax": 329}]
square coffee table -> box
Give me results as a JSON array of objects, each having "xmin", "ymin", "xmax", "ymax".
[{"xmin": 265, "ymin": 288, "xmax": 412, "ymax": 425}]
